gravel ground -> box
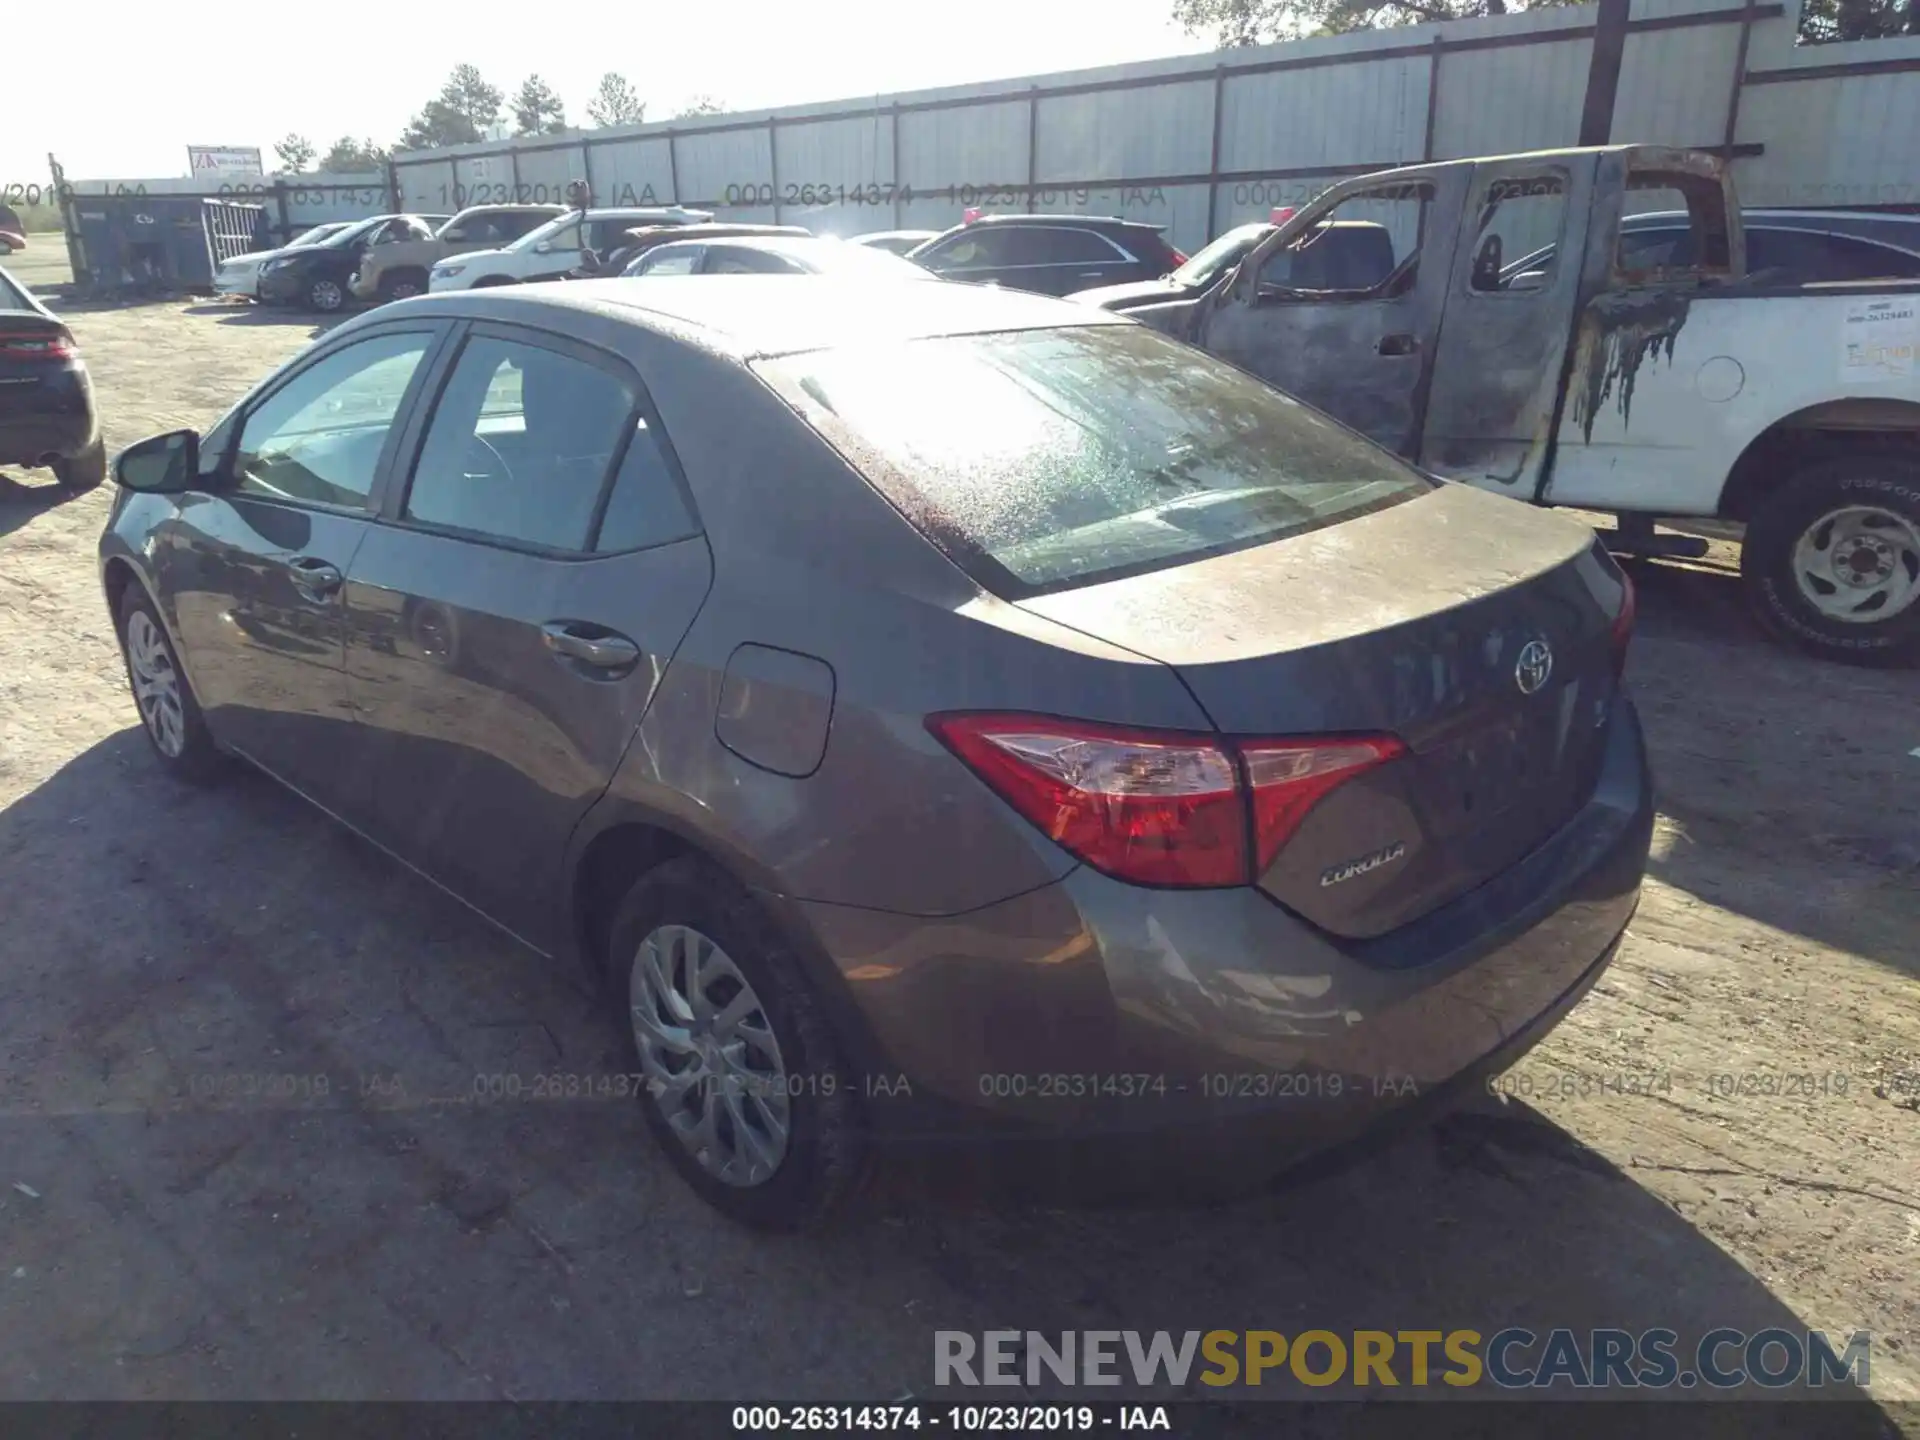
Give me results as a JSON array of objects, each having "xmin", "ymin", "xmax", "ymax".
[{"xmin": 1, "ymin": 253, "xmax": 1916, "ymax": 1421}]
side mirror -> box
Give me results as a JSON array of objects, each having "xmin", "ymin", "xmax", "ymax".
[
  {"xmin": 534, "ymin": 241, "xmax": 552, "ymax": 254},
  {"xmin": 115, "ymin": 430, "xmax": 199, "ymax": 494}
]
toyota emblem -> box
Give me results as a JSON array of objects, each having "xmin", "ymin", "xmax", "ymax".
[{"xmin": 1514, "ymin": 639, "xmax": 1554, "ymax": 695}]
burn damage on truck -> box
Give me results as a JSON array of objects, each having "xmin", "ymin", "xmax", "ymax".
[{"xmin": 1567, "ymin": 287, "xmax": 1692, "ymax": 442}]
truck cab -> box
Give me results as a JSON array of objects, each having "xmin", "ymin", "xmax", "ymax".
[{"xmin": 1178, "ymin": 145, "xmax": 1920, "ymax": 666}]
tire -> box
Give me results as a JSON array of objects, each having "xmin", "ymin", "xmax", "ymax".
[
  {"xmin": 115, "ymin": 586, "xmax": 225, "ymax": 783},
  {"xmin": 306, "ymin": 276, "xmax": 347, "ymax": 313},
  {"xmin": 1740, "ymin": 453, "xmax": 1920, "ymax": 667},
  {"xmin": 52, "ymin": 436, "xmax": 106, "ymax": 492},
  {"xmin": 604, "ymin": 856, "xmax": 867, "ymax": 1230},
  {"xmin": 377, "ymin": 270, "xmax": 426, "ymax": 302}
]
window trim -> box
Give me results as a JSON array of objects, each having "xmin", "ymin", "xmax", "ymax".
[
  {"xmin": 1251, "ymin": 180, "xmax": 1435, "ymax": 306},
  {"xmin": 221, "ymin": 322, "xmax": 452, "ymax": 518},
  {"xmin": 1459, "ymin": 166, "xmax": 1572, "ymax": 302},
  {"xmin": 375, "ymin": 318, "xmax": 703, "ymax": 560}
]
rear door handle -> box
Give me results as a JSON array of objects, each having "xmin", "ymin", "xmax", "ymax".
[
  {"xmin": 287, "ymin": 556, "xmax": 342, "ymax": 601},
  {"xmin": 542, "ymin": 621, "xmax": 640, "ymax": 671},
  {"xmin": 1377, "ymin": 332, "xmax": 1421, "ymax": 357}
]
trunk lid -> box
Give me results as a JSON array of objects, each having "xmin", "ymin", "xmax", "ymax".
[{"xmin": 1015, "ymin": 484, "xmax": 1627, "ymax": 938}]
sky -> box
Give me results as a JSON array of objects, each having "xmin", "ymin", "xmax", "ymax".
[{"xmin": 2, "ymin": 1, "xmax": 1210, "ymax": 187}]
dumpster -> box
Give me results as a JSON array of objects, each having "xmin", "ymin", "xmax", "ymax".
[{"xmin": 66, "ymin": 193, "xmax": 268, "ymax": 293}]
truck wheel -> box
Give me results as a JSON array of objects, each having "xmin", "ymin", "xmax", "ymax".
[
  {"xmin": 53, "ymin": 437, "xmax": 107, "ymax": 493},
  {"xmin": 378, "ymin": 270, "xmax": 427, "ymax": 302},
  {"xmin": 1740, "ymin": 453, "xmax": 1920, "ymax": 666}
]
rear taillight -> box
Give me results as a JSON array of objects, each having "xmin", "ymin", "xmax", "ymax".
[
  {"xmin": 1242, "ymin": 738, "xmax": 1405, "ymax": 873},
  {"xmin": 1609, "ymin": 569, "xmax": 1637, "ymax": 677},
  {"xmin": 927, "ymin": 713, "xmax": 1402, "ymax": 889},
  {"xmin": 0, "ymin": 328, "xmax": 75, "ymax": 360},
  {"xmin": 1169, "ymin": 248, "xmax": 1189, "ymax": 265}
]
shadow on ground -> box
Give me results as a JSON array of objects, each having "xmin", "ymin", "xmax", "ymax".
[
  {"xmin": 0, "ymin": 729, "xmax": 1894, "ymax": 1421},
  {"xmin": 1622, "ymin": 557, "xmax": 1920, "ymax": 975}
]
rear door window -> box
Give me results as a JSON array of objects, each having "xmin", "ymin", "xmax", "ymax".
[
  {"xmin": 402, "ymin": 333, "xmax": 636, "ymax": 551},
  {"xmin": 758, "ymin": 324, "xmax": 1430, "ymax": 596},
  {"xmin": 632, "ymin": 246, "xmax": 703, "ymax": 275}
]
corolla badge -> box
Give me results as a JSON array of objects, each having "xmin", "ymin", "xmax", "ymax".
[
  {"xmin": 1514, "ymin": 638, "xmax": 1553, "ymax": 695},
  {"xmin": 1320, "ymin": 841, "xmax": 1407, "ymax": 888}
]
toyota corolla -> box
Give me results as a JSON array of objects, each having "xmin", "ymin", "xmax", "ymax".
[{"xmin": 97, "ymin": 277, "xmax": 1652, "ymax": 1229}]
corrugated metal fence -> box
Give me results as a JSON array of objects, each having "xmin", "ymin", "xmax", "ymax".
[
  {"xmin": 387, "ymin": 0, "xmax": 1920, "ymax": 251},
  {"xmin": 61, "ymin": 0, "xmax": 1920, "ymax": 259}
]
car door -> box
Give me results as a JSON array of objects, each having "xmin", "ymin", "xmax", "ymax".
[
  {"xmin": 1417, "ymin": 158, "xmax": 1597, "ymax": 498},
  {"xmin": 1196, "ymin": 172, "xmax": 1467, "ymax": 457},
  {"xmin": 155, "ymin": 324, "xmax": 448, "ymax": 808},
  {"xmin": 523, "ymin": 217, "xmax": 586, "ymax": 281},
  {"xmin": 341, "ymin": 321, "xmax": 712, "ymax": 946},
  {"xmin": 1016, "ymin": 226, "xmax": 1140, "ymax": 295}
]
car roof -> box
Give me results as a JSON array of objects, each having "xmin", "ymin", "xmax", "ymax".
[
  {"xmin": 392, "ymin": 275, "xmax": 1129, "ymax": 359},
  {"xmin": 453, "ymin": 202, "xmax": 565, "ymax": 217},
  {"xmin": 625, "ymin": 222, "xmax": 810, "ymax": 242},
  {"xmin": 962, "ymin": 213, "xmax": 1162, "ymax": 230}
]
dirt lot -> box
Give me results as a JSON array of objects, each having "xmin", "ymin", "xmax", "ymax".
[{"xmin": 2, "ymin": 248, "xmax": 1917, "ymax": 1419}]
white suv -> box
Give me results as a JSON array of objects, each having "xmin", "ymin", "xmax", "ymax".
[{"xmin": 428, "ymin": 206, "xmax": 713, "ymax": 291}]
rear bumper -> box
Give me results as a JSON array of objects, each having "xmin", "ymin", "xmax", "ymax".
[
  {"xmin": 796, "ymin": 695, "xmax": 1654, "ymax": 1174},
  {"xmin": 0, "ymin": 364, "xmax": 97, "ymax": 466}
]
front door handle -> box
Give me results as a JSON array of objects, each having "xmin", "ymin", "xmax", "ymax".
[
  {"xmin": 542, "ymin": 621, "xmax": 640, "ymax": 671},
  {"xmin": 288, "ymin": 556, "xmax": 342, "ymax": 601},
  {"xmin": 1377, "ymin": 332, "xmax": 1421, "ymax": 357}
]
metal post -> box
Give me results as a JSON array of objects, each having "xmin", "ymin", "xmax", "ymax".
[
  {"xmin": 1578, "ymin": 0, "xmax": 1633, "ymax": 146},
  {"xmin": 49, "ymin": 152, "xmax": 85, "ymax": 288},
  {"xmin": 891, "ymin": 104, "xmax": 903, "ymax": 228},
  {"xmin": 582, "ymin": 138, "xmax": 597, "ymax": 205},
  {"xmin": 664, "ymin": 132, "xmax": 677, "ymax": 205},
  {"xmin": 509, "ymin": 147, "xmax": 522, "ymax": 202},
  {"xmin": 1205, "ymin": 64, "xmax": 1226, "ymax": 238},
  {"xmin": 1423, "ymin": 37, "xmax": 1444, "ymax": 162},
  {"xmin": 274, "ymin": 180, "xmax": 289, "ymax": 242},
  {"xmin": 385, "ymin": 157, "xmax": 402, "ymax": 213},
  {"xmin": 1027, "ymin": 86, "xmax": 1040, "ymax": 210},
  {"xmin": 768, "ymin": 117, "xmax": 781, "ymax": 221},
  {"xmin": 1722, "ymin": 0, "xmax": 1760, "ymax": 152}
]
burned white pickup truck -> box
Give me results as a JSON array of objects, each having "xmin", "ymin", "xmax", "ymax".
[{"xmin": 1129, "ymin": 145, "xmax": 1920, "ymax": 666}]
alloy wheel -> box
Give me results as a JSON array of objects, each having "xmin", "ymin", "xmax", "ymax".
[
  {"xmin": 630, "ymin": 923, "xmax": 792, "ymax": 1187},
  {"xmin": 125, "ymin": 610, "xmax": 186, "ymax": 757}
]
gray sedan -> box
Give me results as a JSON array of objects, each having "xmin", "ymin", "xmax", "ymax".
[{"xmin": 98, "ymin": 278, "xmax": 1653, "ymax": 1229}]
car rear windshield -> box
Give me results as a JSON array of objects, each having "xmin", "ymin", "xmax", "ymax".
[{"xmin": 756, "ymin": 324, "xmax": 1430, "ymax": 596}]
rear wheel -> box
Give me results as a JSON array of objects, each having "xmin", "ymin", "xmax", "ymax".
[
  {"xmin": 604, "ymin": 857, "xmax": 867, "ymax": 1230},
  {"xmin": 52, "ymin": 437, "xmax": 106, "ymax": 492},
  {"xmin": 377, "ymin": 269, "xmax": 426, "ymax": 302},
  {"xmin": 116, "ymin": 588, "xmax": 224, "ymax": 782},
  {"xmin": 1740, "ymin": 454, "xmax": 1920, "ymax": 666},
  {"xmin": 306, "ymin": 276, "xmax": 347, "ymax": 312}
]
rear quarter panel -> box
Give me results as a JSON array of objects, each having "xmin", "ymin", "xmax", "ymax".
[
  {"xmin": 586, "ymin": 334, "xmax": 1215, "ymax": 917},
  {"xmin": 1544, "ymin": 284, "xmax": 1920, "ymax": 514}
]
